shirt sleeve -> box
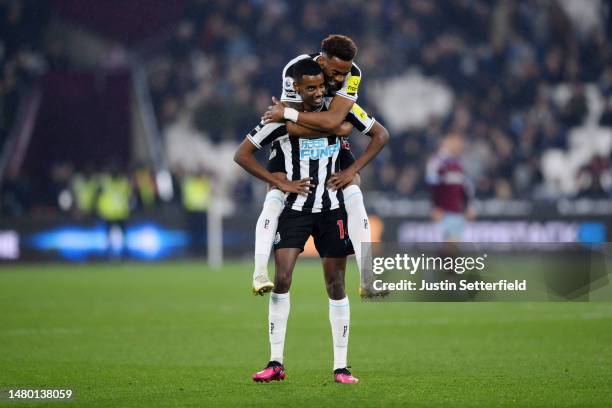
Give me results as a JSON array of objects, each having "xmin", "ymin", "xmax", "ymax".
[
  {"xmin": 345, "ymin": 103, "xmax": 375, "ymax": 134},
  {"xmin": 246, "ymin": 122, "xmax": 287, "ymax": 150},
  {"xmin": 335, "ymin": 63, "xmax": 362, "ymax": 102},
  {"xmin": 280, "ymin": 54, "xmax": 311, "ymax": 103}
]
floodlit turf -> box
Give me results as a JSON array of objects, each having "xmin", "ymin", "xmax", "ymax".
[{"xmin": 1, "ymin": 261, "xmax": 611, "ymax": 407}]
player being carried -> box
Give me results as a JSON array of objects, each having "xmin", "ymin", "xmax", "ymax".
[
  {"xmin": 234, "ymin": 59, "xmax": 388, "ymax": 384},
  {"xmin": 252, "ymin": 34, "xmax": 386, "ymax": 297}
]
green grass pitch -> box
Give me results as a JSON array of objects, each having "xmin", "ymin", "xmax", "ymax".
[{"xmin": 1, "ymin": 260, "xmax": 611, "ymax": 407}]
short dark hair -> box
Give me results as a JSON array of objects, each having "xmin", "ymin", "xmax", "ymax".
[
  {"xmin": 321, "ymin": 34, "xmax": 358, "ymax": 61},
  {"xmin": 292, "ymin": 59, "xmax": 323, "ymax": 83}
]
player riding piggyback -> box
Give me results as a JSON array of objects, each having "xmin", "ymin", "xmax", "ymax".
[
  {"xmin": 235, "ymin": 52, "xmax": 390, "ymax": 383},
  {"xmin": 254, "ymin": 35, "xmax": 389, "ymax": 298}
]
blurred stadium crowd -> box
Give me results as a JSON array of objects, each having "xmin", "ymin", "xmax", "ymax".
[
  {"xmin": 0, "ymin": 1, "xmax": 48, "ymax": 152},
  {"xmin": 151, "ymin": 0, "xmax": 612, "ymax": 201},
  {"xmin": 1, "ymin": 0, "xmax": 611, "ymax": 218}
]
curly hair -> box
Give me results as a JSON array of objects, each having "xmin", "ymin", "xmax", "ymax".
[{"xmin": 320, "ymin": 34, "xmax": 358, "ymax": 61}]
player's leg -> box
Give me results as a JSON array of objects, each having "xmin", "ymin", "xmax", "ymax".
[
  {"xmin": 268, "ymin": 247, "xmax": 300, "ymax": 358},
  {"xmin": 322, "ymin": 257, "xmax": 358, "ymax": 384},
  {"xmin": 252, "ymin": 172, "xmax": 287, "ymax": 295},
  {"xmin": 252, "ymin": 247, "xmax": 298, "ymax": 382},
  {"xmin": 343, "ymin": 173, "xmax": 370, "ymax": 277},
  {"xmin": 338, "ymin": 144, "xmax": 375, "ymax": 297},
  {"xmin": 440, "ymin": 212, "xmax": 466, "ymax": 242},
  {"xmin": 253, "ymin": 209, "xmax": 311, "ymax": 382},
  {"xmin": 314, "ymin": 208, "xmax": 359, "ymax": 384}
]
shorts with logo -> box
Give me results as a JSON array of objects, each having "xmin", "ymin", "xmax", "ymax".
[
  {"xmin": 273, "ymin": 207, "xmax": 355, "ymax": 258},
  {"xmin": 266, "ymin": 139, "xmax": 356, "ymax": 174}
]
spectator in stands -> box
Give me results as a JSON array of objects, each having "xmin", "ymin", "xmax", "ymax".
[
  {"xmin": 576, "ymin": 155, "xmax": 612, "ymax": 198},
  {"xmin": 145, "ymin": 0, "xmax": 611, "ymax": 201},
  {"xmin": 2, "ymin": 0, "xmax": 612, "ymax": 220}
]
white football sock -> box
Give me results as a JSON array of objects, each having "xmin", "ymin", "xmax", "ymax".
[
  {"xmin": 253, "ymin": 189, "xmax": 285, "ymax": 279},
  {"xmin": 269, "ymin": 291, "xmax": 290, "ymax": 364},
  {"xmin": 329, "ymin": 297, "xmax": 350, "ymax": 370},
  {"xmin": 343, "ymin": 185, "xmax": 371, "ymax": 283}
]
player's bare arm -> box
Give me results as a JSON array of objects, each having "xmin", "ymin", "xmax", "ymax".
[
  {"xmin": 431, "ymin": 207, "xmax": 445, "ymax": 221},
  {"xmin": 286, "ymin": 118, "xmax": 353, "ymax": 138},
  {"xmin": 262, "ymin": 99, "xmax": 334, "ymax": 138},
  {"xmin": 265, "ymin": 96, "xmax": 355, "ymax": 140},
  {"xmin": 465, "ymin": 206, "xmax": 477, "ymax": 220},
  {"xmin": 264, "ymin": 93, "xmax": 354, "ymax": 132},
  {"xmin": 234, "ymin": 139, "xmax": 314, "ymax": 196},
  {"xmin": 327, "ymin": 121, "xmax": 390, "ymax": 191}
]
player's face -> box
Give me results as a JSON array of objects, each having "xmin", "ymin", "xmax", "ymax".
[
  {"xmin": 295, "ymin": 73, "xmax": 325, "ymax": 110},
  {"xmin": 319, "ymin": 55, "xmax": 352, "ymax": 93},
  {"xmin": 450, "ymin": 135, "xmax": 465, "ymax": 155}
]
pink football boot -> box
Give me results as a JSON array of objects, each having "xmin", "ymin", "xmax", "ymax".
[
  {"xmin": 252, "ymin": 361, "xmax": 285, "ymax": 382},
  {"xmin": 334, "ymin": 368, "xmax": 359, "ymax": 384}
]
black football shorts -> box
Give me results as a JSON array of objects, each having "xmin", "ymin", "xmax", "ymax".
[{"xmin": 273, "ymin": 207, "xmax": 355, "ymax": 258}]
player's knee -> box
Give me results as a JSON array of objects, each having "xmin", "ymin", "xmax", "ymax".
[
  {"xmin": 274, "ymin": 269, "xmax": 292, "ymax": 292},
  {"xmin": 263, "ymin": 189, "xmax": 285, "ymax": 215},
  {"xmin": 325, "ymin": 277, "xmax": 345, "ymax": 299},
  {"xmin": 343, "ymin": 184, "xmax": 364, "ymax": 207}
]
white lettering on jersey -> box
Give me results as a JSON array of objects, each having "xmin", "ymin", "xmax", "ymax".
[{"xmin": 299, "ymin": 138, "xmax": 340, "ymax": 160}]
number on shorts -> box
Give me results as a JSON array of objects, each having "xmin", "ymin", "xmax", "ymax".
[{"xmin": 337, "ymin": 219, "xmax": 346, "ymax": 239}]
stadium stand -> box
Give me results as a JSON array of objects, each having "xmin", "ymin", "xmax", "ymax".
[
  {"xmin": 146, "ymin": 0, "xmax": 612, "ymax": 200},
  {"xmin": 1, "ymin": 0, "xmax": 611, "ymax": 218}
]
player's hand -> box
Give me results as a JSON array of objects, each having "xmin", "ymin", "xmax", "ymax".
[
  {"xmin": 431, "ymin": 207, "xmax": 444, "ymax": 221},
  {"xmin": 262, "ymin": 97, "xmax": 286, "ymax": 124},
  {"xmin": 276, "ymin": 177, "xmax": 314, "ymax": 196},
  {"xmin": 334, "ymin": 121, "xmax": 354, "ymax": 137},
  {"xmin": 464, "ymin": 206, "xmax": 476, "ymax": 220},
  {"xmin": 327, "ymin": 167, "xmax": 357, "ymax": 191}
]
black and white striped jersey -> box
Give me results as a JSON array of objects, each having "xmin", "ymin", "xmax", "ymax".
[
  {"xmin": 246, "ymin": 104, "xmax": 375, "ymax": 213},
  {"xmin": 280, "ymin": 53, "xmax": 362, "ymax": 104},
  {"xmin": 247, "ymin": 122, "xmax": 343, "ymax": 213}
]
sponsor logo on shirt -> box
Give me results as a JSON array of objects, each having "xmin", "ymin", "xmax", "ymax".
[
  {"xmin": 299, "ymin": 138, "xmax": 340, "ymax": 160},
  {"xmin": 346, "ymin": 76, "xmax": 361, "ymax": 94},
  {"xmin": 351, "ymin": 103, "xmax": 368, "ymax": 120}
]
